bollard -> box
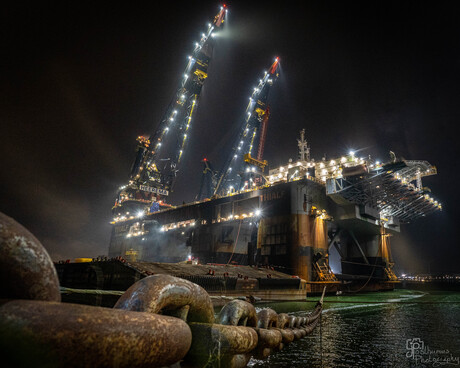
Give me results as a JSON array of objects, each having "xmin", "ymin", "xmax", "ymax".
[
  {"xmin": 0, "ymin": 212, "xmax": 60, "ymax": 302},
  {"xmin": 114, "ymin": 274, "xmax": 214, "ymax": 323},
  {"xmin": 0, "ymin": 299, "xmax": 192, "ymax": 367},
  {"xmin": 216, "ymin": 299, "xmax": 258, "ymax": 327}
]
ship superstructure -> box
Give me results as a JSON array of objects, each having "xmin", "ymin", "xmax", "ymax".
[{"xmin": 109, "ymin": 127, "xmax": 441, "ymax": 291}]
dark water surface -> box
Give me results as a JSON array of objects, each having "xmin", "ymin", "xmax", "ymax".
[{"xmin": 248, "ymin": 290, "xmax": 460, "ymax": 368}]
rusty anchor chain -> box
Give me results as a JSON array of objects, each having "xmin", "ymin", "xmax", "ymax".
[
  {"xmin": 0, "ymin": 212, "xmax": 324, "ymax": 367},
  {"xmin": 114, "ymin": 273, "xmax": 215, "ymax": 324}
]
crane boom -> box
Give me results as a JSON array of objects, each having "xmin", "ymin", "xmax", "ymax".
[
  {"xmin": 214, "ymin": 57, "xmax": 280, "ymax": 195},
  {"xmin": 114, "ymin": 6, "xmax": 226, "ymax": 214}
]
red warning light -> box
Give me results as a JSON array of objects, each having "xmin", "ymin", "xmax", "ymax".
[{"xmin": 269, "ymin": 57, "xmax": 280, "ymax": 74}]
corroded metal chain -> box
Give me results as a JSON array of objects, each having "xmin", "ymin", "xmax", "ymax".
[{"xmin": 0, "ymin": 212, "xmax": 323, "ymax": 368}]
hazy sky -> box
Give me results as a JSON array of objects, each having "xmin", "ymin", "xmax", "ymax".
[{"xmin": 1, "ymin": 1, "xmax": 459, "ymax": 273}]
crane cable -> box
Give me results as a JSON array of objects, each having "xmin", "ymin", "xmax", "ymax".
[{"xmin": 226, "ymin": 219, "xmax": 243, "ymax": 265}]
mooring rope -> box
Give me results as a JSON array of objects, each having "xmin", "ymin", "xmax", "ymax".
[
  {"xmin": 303, "ymin": 300, "xmax": 459, "ymax": 304},
  {"xmin": 60, "ymin": 287, "xmax": 125, "ymax": 295},
  {"xmin": 320, "ymin": 309, "xmax": 323, "ymax": 368}
]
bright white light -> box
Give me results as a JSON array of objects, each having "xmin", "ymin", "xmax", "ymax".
[
  {"xmin": 137, "ymin": 211, "xmax": 144, "ymax": 218},
  {"xmin": 255, "ymin": 209, "xmax": 262, "ymax": 216},
  {"xmin": 349, "ymin": 150, "xmax": 355, "ymax": 156}
]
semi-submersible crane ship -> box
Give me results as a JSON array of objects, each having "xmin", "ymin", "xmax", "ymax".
[{"xmin": 56, "ymin": 5, "xmax": 441, "ymax": 304}]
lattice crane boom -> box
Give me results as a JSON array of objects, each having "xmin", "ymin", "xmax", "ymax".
[
  {"xmin": 214, "ymin": 57, "xmax": 280, "ymax": 195},
  {"xmin": 127, "ymin": 5, "xmax": 226, "ymax": 196},
  {"xmin": 113, "ymin": 6, "xmax": 226, "ymax": 214}
]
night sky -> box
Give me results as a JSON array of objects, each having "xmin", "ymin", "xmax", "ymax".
[{"xmin": 2, "ymin": 1, "xmax": 459, "ymax": 274}]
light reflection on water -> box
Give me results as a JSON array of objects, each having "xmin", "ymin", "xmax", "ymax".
[{"xmin": 248, "ymin": 290, "xmax": 460, "ymax": 367}]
